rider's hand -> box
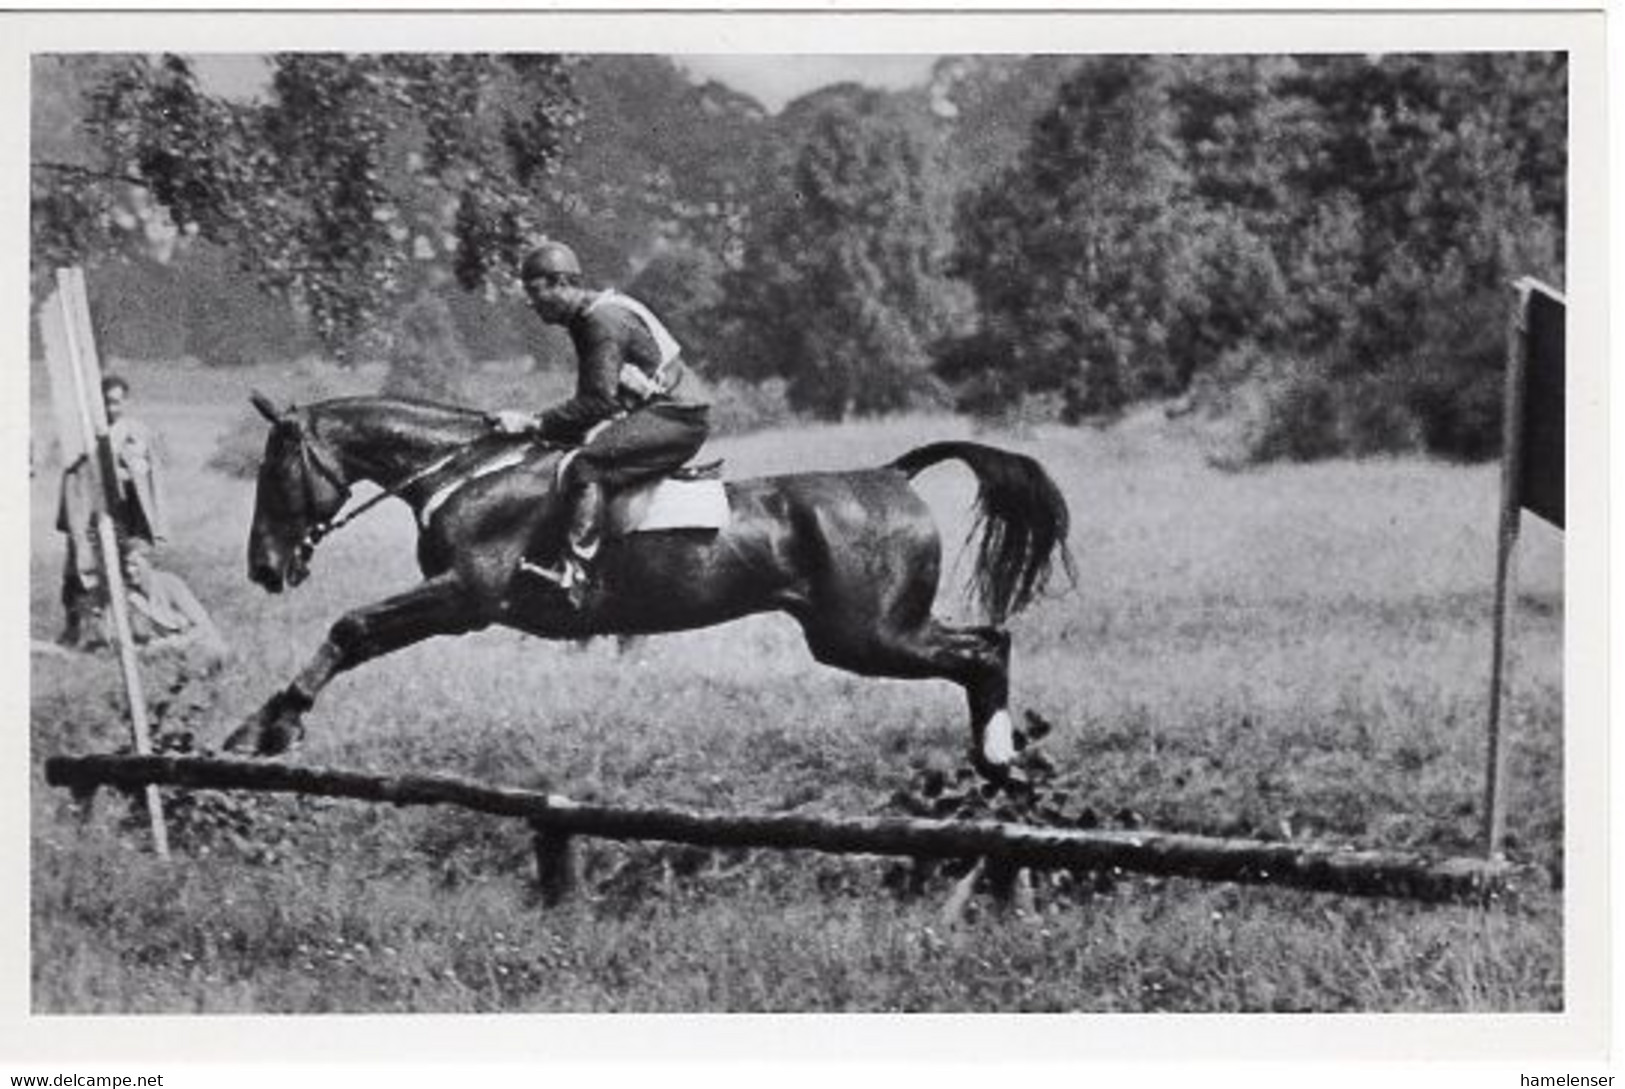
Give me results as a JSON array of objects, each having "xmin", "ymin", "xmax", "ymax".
[{"xmin": 487, "ymin": 410, "xmax": 536, "ymax": 436}]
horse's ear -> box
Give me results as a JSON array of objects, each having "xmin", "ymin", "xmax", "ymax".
[{"xmin": 249, "ymin": 391, "xmax": 285, "ymax": 424}]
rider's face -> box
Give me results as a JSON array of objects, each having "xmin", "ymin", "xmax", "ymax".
[{"xmin": 525, "ymin": 275, "xmax": 576, "ymax": 323}]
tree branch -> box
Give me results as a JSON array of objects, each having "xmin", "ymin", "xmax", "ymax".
[{"xmin": 32, "ymin": 160, "xmax": 149, "ymax": 189}]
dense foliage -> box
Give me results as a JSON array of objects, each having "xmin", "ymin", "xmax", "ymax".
[
  {"xmin": 715, "ymin": 87, "xmax": 964, "ymax": 417},
  {"xmin": 32, "ymin": 53, "xmax": 579, "ymax": 356},
  {"xmin": 949, "ymin": 54, "xmax": 1566, "ymax": 457},
  {"xmin": 31, "ymin": 51, "xmax": 1565, "ymax": 460}
]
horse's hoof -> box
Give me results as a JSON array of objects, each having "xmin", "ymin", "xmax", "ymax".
[
  {"xmin": 1001, "ymin": 766, "xmax": 1034, "ymax": 798},
  {"xmin": 221, "ymin": 723, "xmax": 257, "ymax": 755},
  {"xmin": 256, "ymin": 717, "xmax": 304, "ymax": 756},
  {"xmin": 221, "ymin": 711, "xmax": 302, "ymax": 757},
  {"xmin": 970, "ymin": 751, "xmax": 1012, "ymax": 785}
]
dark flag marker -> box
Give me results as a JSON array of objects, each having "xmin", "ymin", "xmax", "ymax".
[
  {"xmin": 1482, "ymin": 278, "xmax": 1564, "ymax": 859},
  {"xmin": 1515, "ymin": 281, "xmax": 1565, "ymax": 528}
]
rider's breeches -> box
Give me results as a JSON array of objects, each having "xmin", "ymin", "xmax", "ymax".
[
  {"xmin": 573, "ymin": 402, "xmax": 710, "ymax": 487},
  {"xmin": 558, "ymin": 402, "xmax": 710, "ymax": 561}
]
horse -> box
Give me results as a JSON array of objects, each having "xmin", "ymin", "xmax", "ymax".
[{"xmin": 226, "ymin": 394, "xmax": 1074, "ymax": 777}]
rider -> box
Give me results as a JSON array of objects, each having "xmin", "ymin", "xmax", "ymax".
[{"xmin": 489, "ymin": 240, "xmax": 711, "ymax": 605}]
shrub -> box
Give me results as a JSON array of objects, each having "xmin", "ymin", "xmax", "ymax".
[
  {"xmin": 1229, "ymin": 368, "xmax": 1342, "ymax": 465},
  {"xmin": 1340, "ymin": 375, "xmax": 1423, "ymax": 457},
  {"xmin": 1408, "ymin": 359, "xmax": 1504, "ymax": 462},
  {"xmin": 705, "ymin": 377, "xmax": 798, "ymax": 437},
  {"xmin": 204, "ymin": 359, "xmax": 359, "ymax": 479},
  {"xmin": 1196, "ymin": 350, "xmax": 1424, "ymax": 468},
  {"xmin": 933, "ymin": 328, "xmax": 1022, "ymax": 420}
]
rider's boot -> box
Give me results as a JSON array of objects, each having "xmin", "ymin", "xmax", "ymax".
[
  {"xmin": 560, "ymin": 478, "xmax": 604, "ymax": 607},
  {"xmin": 522, "ymin": 477, "xmax": 604, "ymax": 609}
]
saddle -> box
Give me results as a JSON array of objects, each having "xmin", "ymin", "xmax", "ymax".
[
  {"xmin": 604, "ymin": 459, "xmax": 730, "ymax": 537},
  {"xmin": 420, "ymin": 451, "xmax": 728, "ymax": 534}
]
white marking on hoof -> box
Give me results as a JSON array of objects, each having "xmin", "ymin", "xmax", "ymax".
[{"xmin": 982, "ymin": 710, "xmax": 1016, "ymax": 767}]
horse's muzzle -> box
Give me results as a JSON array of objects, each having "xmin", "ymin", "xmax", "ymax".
[
  {"xmin": 249, "ymin": 536, "xmax": 312, "ymax": 593},
  {"xmin": 250, "ymin": 560, "xmax": 285, "ymax": 594}
]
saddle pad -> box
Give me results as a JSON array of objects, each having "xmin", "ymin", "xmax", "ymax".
[{"xmin": 606, "ymin": 477, "xmax": 730, "ymax": 536}]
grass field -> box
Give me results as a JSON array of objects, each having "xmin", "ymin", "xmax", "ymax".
[{"xmin": 28, "ymin": 358, "xmax": 1564, "ymax": 1012}]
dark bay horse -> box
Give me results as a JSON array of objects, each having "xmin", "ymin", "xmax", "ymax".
[{"xmin": 227, "ymin": 395, "xmax": 1073, "ymax": 775}]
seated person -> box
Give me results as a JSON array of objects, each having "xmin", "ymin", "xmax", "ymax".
[{"xmin": 104, "ymin": 550, "xmax": 230, "ymax": 670}]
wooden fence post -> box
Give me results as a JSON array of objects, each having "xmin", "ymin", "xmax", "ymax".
[
  {"xmin": 1481, "ymin": 284, "xmax": 1528, "ymax": 860},
  {"xmin": 1481, "ymin": 278, "xmax": 1565, "ymax": 861},
  {"xmin": 532, "ymin": 822, "xmax": 577, "ymax": 907}
]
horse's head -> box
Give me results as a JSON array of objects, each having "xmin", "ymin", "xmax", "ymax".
[{"xmin": 246, "ymin": 392, "xmax": 352, "ymax": 593}]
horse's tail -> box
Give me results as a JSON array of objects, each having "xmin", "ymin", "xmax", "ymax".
[{"xmin": 889, "ymin": 441, "xmax": 1076, "ymax": 624}]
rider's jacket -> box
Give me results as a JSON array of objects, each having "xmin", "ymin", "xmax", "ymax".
[{"xmin": 536, "ymin": 290, "xmax": 700, "ymax": 445}]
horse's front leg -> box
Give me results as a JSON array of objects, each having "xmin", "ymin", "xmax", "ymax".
[{"xmin": 223, "ymin": 574, "xmax": 488, "ymax": 755}]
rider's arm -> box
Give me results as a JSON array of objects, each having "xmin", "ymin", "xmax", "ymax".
[{"xmin": 535, "ymin": 314, "xmax": 624, "ymax": 443}]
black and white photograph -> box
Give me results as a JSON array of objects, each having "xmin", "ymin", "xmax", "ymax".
[{"xmin": 6, "ymin": 4, "xmax": 1613, "ymax": 1077}]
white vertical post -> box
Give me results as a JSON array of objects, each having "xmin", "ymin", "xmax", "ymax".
[
  {"xmin": 43, "ymin": 269, "xmax": 169, "ymax": 858},
  {"xmin": 1482, "ymin": 283, "xmax": 1529, "ymax": 861}
]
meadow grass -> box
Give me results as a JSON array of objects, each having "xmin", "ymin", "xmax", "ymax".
[{"xmin": 29, "ymin": 362, "xmax": 1562, "ymax": 1012}]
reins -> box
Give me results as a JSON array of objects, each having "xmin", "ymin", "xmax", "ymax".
[
  {"xmin": 298, "ymin": 447, "xmax": 458, "ymax": 549},
  {"xmin": 294, "ymin": 431, "xmax": 501, "ymax": 557}
]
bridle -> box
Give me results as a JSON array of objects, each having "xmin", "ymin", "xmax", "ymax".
[{"xmin": 281, "ymin": 414, "xmax": 474, "ymax": 562}]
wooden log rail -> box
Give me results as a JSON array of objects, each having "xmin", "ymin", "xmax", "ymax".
[{"xmin": 43, "ymin": 753, "xmax": 1513, "ymax": 904}]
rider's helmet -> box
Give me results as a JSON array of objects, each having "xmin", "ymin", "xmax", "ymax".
[{"xmin": 520, "ymin": 240, "xmax": 583, "ymax": 285}]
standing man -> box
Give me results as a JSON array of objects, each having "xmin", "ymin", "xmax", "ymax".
[
  {"xmin": 489, "ymin": 240, "xmax": 710, "ymax": 606},
  {"xmin": 102, "ymin": 374, "xmax": 169, "ymax": 558},
  {"xmin": 56, "ymin": 374, "xmax": 169, "ymax": 646}
]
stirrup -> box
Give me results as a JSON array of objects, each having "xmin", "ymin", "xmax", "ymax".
[
  {"xmin": 672, "ymin": 459, "xmax": 724, "ymax": 481},
  {"xmin": 520, "ymin": 556, "xmax": 590, "ymax": 605},
  {"xmin": 520, "ymin": 556, "xmax": 579, "ymax": 587}
]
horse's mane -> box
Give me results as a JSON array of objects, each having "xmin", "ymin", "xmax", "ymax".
[
  {"xmin": 305, "ymin": 395, "xmax": 500, "ymax": 456},
  {"xmin": 314, "ymin": 394, "xmax": 487, "ymax": 423}
]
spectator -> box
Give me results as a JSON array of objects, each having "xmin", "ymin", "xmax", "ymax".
[
  {"xmin": 121, "ymin": 549, "xmax": 229, "ymax": 670},
  {"xmin": 56, "ymin": 374, "xmax": 170, "ymax": 647}
]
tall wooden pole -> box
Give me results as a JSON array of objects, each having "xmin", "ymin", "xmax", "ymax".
[
  {"xmin": 1481, "ymin": 283, "xmax": 1529, "ymax": 860},
  {"xmin": 45, "ymin": 269, "xmax": 169, "ymax": 858}
]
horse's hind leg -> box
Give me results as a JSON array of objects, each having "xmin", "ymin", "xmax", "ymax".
[
  {"xmin": 224, "ymin": 574, "xmax": 487, "ymax": 755},
  {"xmin": 962, "ymin": 625, "xmax": 1015, "ymax": 769},
  {"xmin": 798, "ymin": 615, "xmax": 1015, "ymax": 777}
]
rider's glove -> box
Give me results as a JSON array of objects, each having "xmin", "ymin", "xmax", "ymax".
[{"xmin": 487, "ymin": 410, "xmax": 538, "ymax": 436}]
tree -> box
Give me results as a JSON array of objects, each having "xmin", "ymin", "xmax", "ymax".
[
  {"xmin": 548, "ymin": 57, "xmax": 771, "ymax": 279},
  {"xmin": 381, "ymin": 290, "xmax": 472, "ymax": 405},
  {"xmin": 953, "ymin": 57, "xmax": 1208, "ymax": 419},
  {"xmin": 948, "ymin": 52, "xmax": 1564, "ymax": 459},
  {"xmin": 625, "ymin": 241, "xmax": 728, "ymax": 372},
  {"xmin": 720, "ymin": 88, "xmax": 962, "ymax": 419},
  {"xmin": 1271, "ymin": 54, "xmax": 1564, "ymax": 457},
  {"xmin": 32, "ymin": 53, "xmax": 581, "ymax": 357}
]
